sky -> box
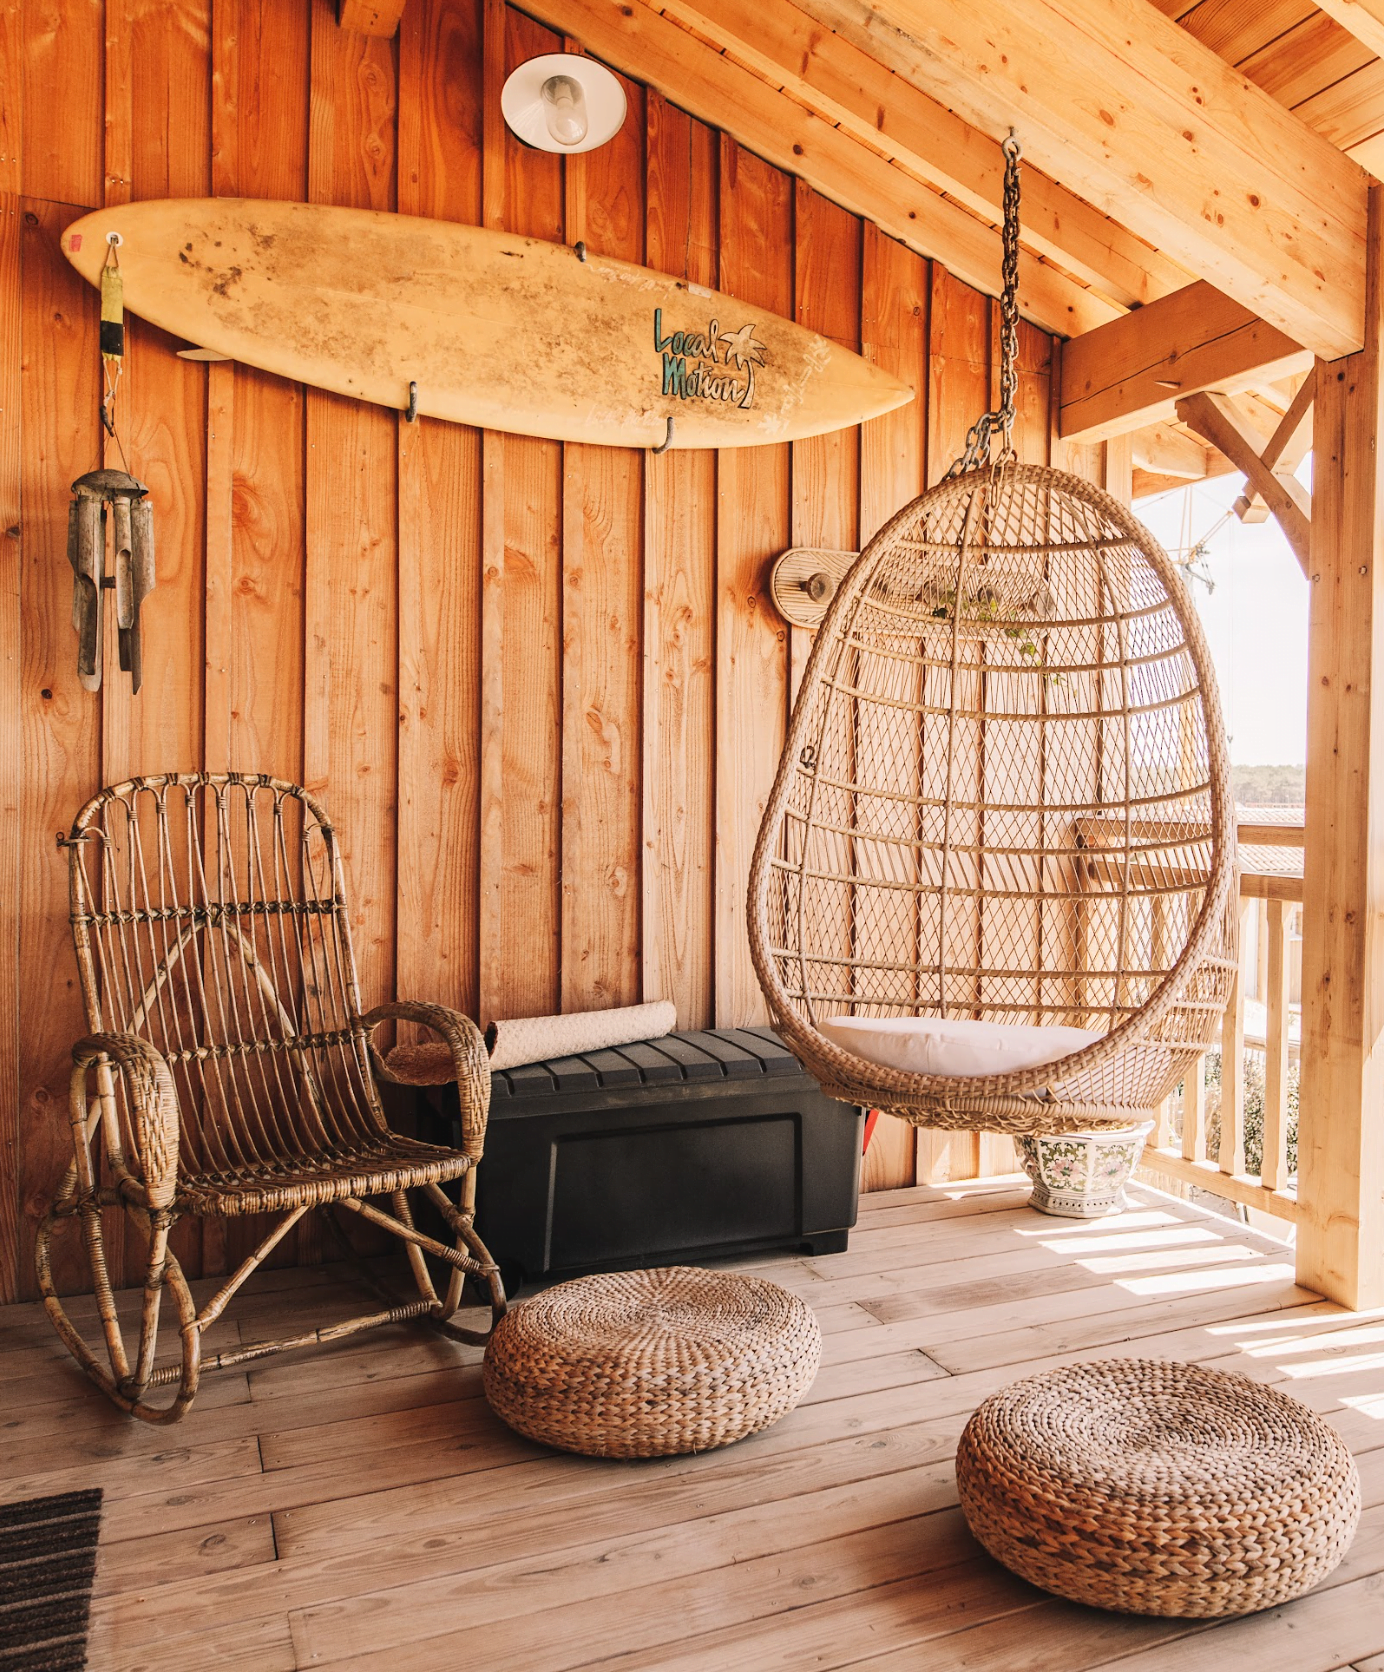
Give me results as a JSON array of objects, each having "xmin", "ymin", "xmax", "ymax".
[{"xmin": 1138, "ymin": 466, "xmax": 1309, "ymax": 768}]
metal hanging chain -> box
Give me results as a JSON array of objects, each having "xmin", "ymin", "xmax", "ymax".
[{"xmin": 946, "ymin": 131, "xmax": 1022, "ymax": 479}]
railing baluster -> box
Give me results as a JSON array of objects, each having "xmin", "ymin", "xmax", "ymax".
[
  {"xmin": 1183, "ymin": 1058, "xmax": 1206, "ymax": 1163},
  {"xmin": 1261, "ymin": 897, "xmax": 1292, "ymax": 1192},
  {"xmin": 1219, "ymin": 899, "xmax": 1251, "ymax": 1176}
]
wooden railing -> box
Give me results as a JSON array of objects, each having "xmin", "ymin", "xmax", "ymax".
[{"xmin": 1139, "ymin": 820, "xmax": 1304, "ymax": 1230}]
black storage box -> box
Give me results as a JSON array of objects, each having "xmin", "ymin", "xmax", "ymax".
[{"xmin": 428, "ymin": 1026, "xmax": 861, "ymax": 1290}]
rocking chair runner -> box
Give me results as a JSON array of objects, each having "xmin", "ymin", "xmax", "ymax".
[
  {"xmin": 37, "ymin": 773, "xmax": 505, "ymax": 1424},
  {"xmin": 747, "ymin": 464, "xmax": 1239, "ymax": 1134}
]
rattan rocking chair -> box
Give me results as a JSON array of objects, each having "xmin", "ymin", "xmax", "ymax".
[
  {"xmin": 747, "ymin": 463, "xmax": 1239, "ymax": 1135},
  {"xmin": 36, "ymin": 773, "xmax": 505, "ymax": 1424}
]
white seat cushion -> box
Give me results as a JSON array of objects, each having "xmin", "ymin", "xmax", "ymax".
[{"xmin": 820, "ymin": 1014, "xmax": 1103, "ymax": 1079}]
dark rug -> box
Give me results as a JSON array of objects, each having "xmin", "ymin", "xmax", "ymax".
[{"xmin": 0, "ymin": 1489, "xmax": 103, "ymax": 1671}]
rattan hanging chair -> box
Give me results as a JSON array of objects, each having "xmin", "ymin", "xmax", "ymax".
[{"xmin": 748, "ymin": 460, "xmax": 1239, "ymax": 1134}]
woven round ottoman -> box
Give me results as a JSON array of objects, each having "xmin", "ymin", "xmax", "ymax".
[
  {"xmin": 481, "ymin": 1266, "xmax": 822, "ymax": 1458},
  {"xmin": 956, "ymin": 1358, "xmax": 1360, "ymax": 1617}
]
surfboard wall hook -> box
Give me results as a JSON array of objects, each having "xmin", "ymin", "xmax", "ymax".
[
  {"xmin": 405, "ymin": 381, "xmax": 419, "ymax": 423},
  {"xmin": 67, "ymin": 469, "xmax": 154, "ymax": 695},
  {"xmin": 574, "ymin": 240, "xmax": 587, "ymax": 262},
  {"xmin": 651, "ymin": 416, "xmax": 675, "ymax": 455}
]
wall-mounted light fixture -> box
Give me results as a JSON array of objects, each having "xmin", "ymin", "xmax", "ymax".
[{"xmin": 501, "ymin": 53, "xmax": 627, "ymax": 154}]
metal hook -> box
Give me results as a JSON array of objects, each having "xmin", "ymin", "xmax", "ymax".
[
  {"xmin": 405, "ymin": 381, "xmax": 419, "ymax": 423},
  {"xmin": 651, "ymin": 416, "xmax": 675, "ymax": 455},
  {"xmin": 574, "ymin": 240, "xmax": 587, "ymax": 263}
]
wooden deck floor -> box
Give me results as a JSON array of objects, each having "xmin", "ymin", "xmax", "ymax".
[{"xmin": 6, "ymin": 1177, "xmax": 1384, "ymax": 1671}]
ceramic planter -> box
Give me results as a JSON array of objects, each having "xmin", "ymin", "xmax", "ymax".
[{"xmin": 1015, "ymin": 1121, "xmax": 1155, "ymax": 1218}]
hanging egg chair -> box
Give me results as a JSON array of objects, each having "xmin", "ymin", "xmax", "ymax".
[{"xmin": 747, "ymin": 140, "xmax": 1238, "ymax": 1136}]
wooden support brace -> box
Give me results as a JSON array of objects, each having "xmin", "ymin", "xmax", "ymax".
[
  {"xmin": 1233, "ymin": 370, "xmax": 1316, "ymax": 526},
  {"xmin": 1175, "ymin": 391, "xmax": 1312, "ymax": 576}
]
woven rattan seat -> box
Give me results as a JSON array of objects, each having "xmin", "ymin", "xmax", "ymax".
[
  {"xmin": 482, "ymin": 1266, "xmax": 822, "ymax": 1458},
  {"xmin": 178, "ymin": 1135, "xmax": 470, "ymax": 1214},
  {"xmin": 956, "ymin": 1358, "xmax": 1361, "ymax": 1617}
]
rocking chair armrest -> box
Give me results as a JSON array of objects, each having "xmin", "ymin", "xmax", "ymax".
[
  {"xmin": 71, "ymin": 1033, "xmax": 181, "ymax": 1210},
  {"xmin": 362, "ymin": 1002, "xmax": 491, "ymax": 1161}
]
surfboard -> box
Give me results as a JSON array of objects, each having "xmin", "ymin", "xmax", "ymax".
[{"xmin": 61, "ymin": 199, "xmax": 914, "ymax": 450}]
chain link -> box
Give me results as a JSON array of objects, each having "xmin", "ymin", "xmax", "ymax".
[{"xmin": 946, "ymin": 131, "xmax": 1022, "ymax": 479}]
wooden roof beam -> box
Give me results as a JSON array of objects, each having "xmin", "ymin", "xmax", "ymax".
[
  {"xmin": 516, "ymin": 0, "xmax": 1117, "ymax": 336},
  {"xmin": 795, "ymin": 0, "xmax": 1370, "ymax": 359},
  {"xmin": 1312, "ymin": 0, "xmax": 1384, "ymax": 61},
  {"xmin": 1060, "ymin": 281, "xmax": 1312, "ymax": 442},
  {"xmin": 646, "ymin": 0, "xmax": 1190, "ymax": 312}
]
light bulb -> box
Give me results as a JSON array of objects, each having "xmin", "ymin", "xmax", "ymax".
[{"xmin": 541, "ymin": 74, "xmax": 588, "ymax": 148}]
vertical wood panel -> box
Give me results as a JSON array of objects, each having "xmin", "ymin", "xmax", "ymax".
[
  {"xmin": 714, "ymin": 136, "xmax": 791, "ymax": 1029},
  {"xmin": 0, "ymin": 189, "xmax": 20, "ymax": 1297},
  {"xmin": 561, "ymin": 67, "xmax": 644, "ymax": 1011},
  {"xmin": 305, "ymin": 0, "xmax": 398, "ymax": 1020},
  {"xmin": 395, "ymin": 0, "xmax": 483, "ymax": 1019},
  {"xmin": 792, "ymin": 183, "xmax": 860, "ymax": 704},
  {"xmin": 859, "ymin": 224, "xmax": 927, "ymax": 1193},
  {"xmin": 214, "ymin": 0, "xmax": 307, "ymax": 786},
  {"xmin": 22, "ymin": 0, "xmax": 101, "ymax": 203},
  {"xmin": 642, "ymin": 96, "xmax": 715, "ymax": 1026},
  {"xmin": 495, "ymin": 5, "xmax": 564, "ymax": 1021},
  {"xmin": 0, "ymin": 0, "xmax": 20, "ymax": 1303},
  {"xmin": 17, "ymin": 200, "xmax": 101, "ymax": 1297}
]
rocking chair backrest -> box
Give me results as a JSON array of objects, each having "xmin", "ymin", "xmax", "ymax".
[
  {"xmin": 65, "ymin": 773, "xmax": 387, "ymax": 1177},
  {"xmin": 750, "ymin": 464, "xmax": 1238, "ymax": 1078}
]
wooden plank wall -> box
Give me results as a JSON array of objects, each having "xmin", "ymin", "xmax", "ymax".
[{"xmin": 0, "ymin": 0, "xmax": 1076, "ymax": 1302}]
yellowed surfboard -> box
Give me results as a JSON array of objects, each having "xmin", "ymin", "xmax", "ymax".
[{"xmin": 62, "ymin": 199, "xmax": 914, "ymax": 449}]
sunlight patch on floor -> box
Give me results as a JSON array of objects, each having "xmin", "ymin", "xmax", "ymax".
[
  {"xmin": 1114, "ymin": 1260, "xmax": 1297, "ymax": 1297},
  {"xmin": 1075, "ymin": 1242, "xmax": 1263, "ymax": 1276}
]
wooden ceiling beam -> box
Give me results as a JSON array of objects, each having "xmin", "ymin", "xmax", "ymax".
[
  {"xmin": 794, "ymin": 0, "xmax": 1369, "ymax": 359},
  {"xmin": 337, "ymin": 0, "xmax": 407, "ymax": 33},
  {"xmin": 515, "ymin": 0, "xmax": 1117, "ymax": 336},
  {"xmin": 1129, "ymin": 424, "xmax": 1211, "ymax": 480},
  {"xmin": 646, "ymin": 0, "xmax": 1190, "ymax": 312},
  {"xmin": 1060, "ymin": 281, "xmax": 1312, "ymax": 441},
  {"xmin": 1313, "ymin": 0, "xmax": 1384, "ymax": 62}
]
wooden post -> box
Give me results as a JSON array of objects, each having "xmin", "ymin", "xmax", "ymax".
[{"xmin": 1297, "ymin": 181, "xmax": 1384, "ymax": 1311}]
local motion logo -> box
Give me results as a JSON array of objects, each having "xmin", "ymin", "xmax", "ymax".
[{"xmin": 655, "ymin": 308, "xmax": 767, "ymax": 410}]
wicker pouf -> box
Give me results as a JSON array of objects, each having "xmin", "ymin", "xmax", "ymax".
[
  {"xmin": 481, "ymin": 1266, "xmax": 822, "ymax": 1458},
  {"xmin": 956, "ymin": 1358, "xmax": 1361, "ymax": 1617}
]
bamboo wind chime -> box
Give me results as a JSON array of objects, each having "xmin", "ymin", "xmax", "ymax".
[{"xmin": 67, "ymin": 232, "xmax": 156, "ymax": 693}]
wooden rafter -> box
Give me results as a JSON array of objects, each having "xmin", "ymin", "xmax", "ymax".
[
  {"xmin": 1313, "ymin": 0, "xmax": 1384, "ymax": 60},
  {"xmin": 793, "ymin": 0, "xmax": 1369, "ymax": 359},
  {"xmin": 516, "ymin": 0, "xmax": 1116, "ymax": 336},
  {"xmin": 1128, "ymin": 425, "xmax": 1211, "ymax": 482},
  {"xmin": 644, "ymin": 0, "xmax": 1190, "ymax": 312},
  {"xmin": 1175, "ymin": 389, "xmax": 1313, "ymax": 575},
  {"xmin": 1060, "ymin": 282, "xmax": 1311, "ymax": 442}
]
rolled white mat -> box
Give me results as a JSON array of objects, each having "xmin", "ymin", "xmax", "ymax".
[{"xmin": 485, "ymin": 1000, "xmax": 677, "ymax": 1071}]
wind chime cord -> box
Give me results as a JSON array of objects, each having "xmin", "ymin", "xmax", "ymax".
[{"xmin": 946, "ymin": 130, "xmax": 1022, "ymax": 480}]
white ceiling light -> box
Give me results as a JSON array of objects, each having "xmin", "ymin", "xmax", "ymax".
[{"xmin": 501, "ymin": 54, "xmax": 627, "ymax": 154}]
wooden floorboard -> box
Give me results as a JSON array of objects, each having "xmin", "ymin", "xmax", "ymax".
[{"xmin": 4, "ymin": 1178, "xmax": 1384, "ymax": 1671}]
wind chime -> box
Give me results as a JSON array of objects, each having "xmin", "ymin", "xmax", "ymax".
[{"xmin": 67, "ymin": 231, "xmax": 155, "ymax": 694}]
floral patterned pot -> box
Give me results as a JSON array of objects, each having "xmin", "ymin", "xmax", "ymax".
[{"xmin": 1015, "ymin": 1121, "xmax": 1155, "ymax": 1218}]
